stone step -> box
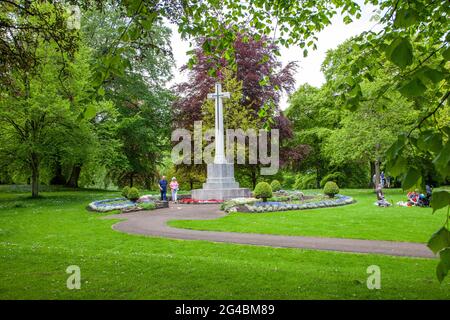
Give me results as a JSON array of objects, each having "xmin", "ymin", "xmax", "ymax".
[
  {"xmin": 202, "ymin": 182, "xmax": 240, "ymax": 190},
  {"xmin": 192, "ymin": 188, "xmax": 252, "ymax": 200}
]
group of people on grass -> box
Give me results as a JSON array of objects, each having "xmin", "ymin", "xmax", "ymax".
[
  {"xmin": 375, "ymin": 182, "xmax": 433, "ymax": 208},
  {"xmin": 400, "ymin": 185, "xmax": 433, "ymax": 207},
  {"xmin": 158, "ymin": 176, "xmax": 179, "ymax": 203}
]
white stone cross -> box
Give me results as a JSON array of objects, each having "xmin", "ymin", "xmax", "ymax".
[{"xmin": 207, "ymin": 82, "xmax": 230, "ymax": 164}]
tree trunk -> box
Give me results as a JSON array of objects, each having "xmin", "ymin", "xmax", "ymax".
[
  {"xmin": 190, "ymin": 179, "xmax": 193, "ymax": 190},
  {"xmin": 66, "ymin": 164, "xmax": 82, "ymax": 188},
  {"xmin": 50, "ymin": 161, "xmax": 65, "ymax": 185},
  {"xmin": 129, "ymin": 174, "xmax": 133, "ymax": 188},
  {"xmin": 30, "ymin": 153, "xmax": 39, "ymax": 198},
  {"xmin": 251, "ymin": 167, "xmax": 257, "ymax": 189},
  {"xmin": 369, "ymin": 161, "xmax": 375, "ymax": 188},
  {"xmin": 374, "ymin": 143, "xmax": 381, "ymax": 189},
  {"xmin": 374, "ymin": 159, "xmax": 380, "ymax": 189},
  {"xmin": 316, "ymin": 166, "xmax": 321, "ymax": 189}
]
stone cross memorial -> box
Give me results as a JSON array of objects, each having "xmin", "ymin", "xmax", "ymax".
[{"xmin": 191, "ymin": 82, "xmax": 251, "ymax": 201}]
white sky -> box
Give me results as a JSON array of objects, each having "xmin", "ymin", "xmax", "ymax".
[{"xmin": 167, "ymin": 2, "xmax": 380, "ymax": 110}]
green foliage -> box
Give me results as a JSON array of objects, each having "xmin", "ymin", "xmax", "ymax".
[
  {"xmin": 294, "ymin": 173, "xmax": 317, "ymax": 190},
  {"xmin": 280, "ymin": 172, "xmax": 296, "ymax": 189},
  {"xmin": 121, "ymin": 186, "xmax": 130, "ymax": 198},
  {"xmin": 127, "ymin": 187, "xmax": 140, "ymax": 201},
  {"xmin": 431, "ymin": 192, "xmax": 450, "ymax": 214},
  {"xmin": 253, "ymin": 182, "xmax": 273, "ymax": 201},
  {"xmin": 320, "ymin": 172, "xmax": 346, "ymax": 188},
  {"xmin": 385, "ymin": 37, "xmax": 413, "ymax": 68},
  {"xmin": 427, "ymin": 227, "xmax": 450, "ymax": 283},
  {"xmin": 82, "ymin": 8, "xmax": 174, "ymax": 189},
  {"xmin": 323, "ymin": 181, "xmax": 339, "ymax": 198},
  {"xmin": 270, "ymin": 180, "xmax": 282, "ymax": 192},
  {"xmin": 138, "ymin": 202, "xmax": 156, "ymax": 210}
]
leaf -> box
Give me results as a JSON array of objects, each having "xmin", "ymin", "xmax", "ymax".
[
  {"xmin": 431, "ymin": 191, "xmax": 450, "ymax": 213},
  {"xmin": 402, "ymin": 167, "xmax": 421, "ymax": 190},
  {"xmin": 417, "ymin": 66, "xmax": 446, "ymax": 84},
  {"xmin": 386, "ymin": 135, "xmax": 407, "ymax": 160},
  {"xmin": 417, "ymin": 130, "xmax": 442, "ymax": 153},
  {"xmin": 428, "ymin": 227, "xmax": 450, "ymax": 254},
  {"xmin": 436, "ymin": 260, "xmax": 448, "ymax": 283},
  {"xmin": 433, "ymin": 141, "xmax": 450, "ymax": 177},
  {"xmin": 437, "ymin": 248, "xmax": 450, "ymax": 283},
  {"xmin": 386, "ymin": 38, "xmax": 413, "ymax": 68},
  {"xmin": 443, "ymin": 47, "xmax": 450, "ymax": 61},
  {"xmin": 387, "ymin": 155, "xmax": 406, "ymax": 177},
  {"xmin": 394, "ymin": 9, "xmax": 418, "ymax": 28},
  {"xmin": 97, "ymin": 87, "xmax": 105, "ymax": 96},
  {"xmin": 399, "ymin": 77, "xmax": 427, "ymax": 97},
  {"xmin": 440, "ymin": 247, "xmax": 450, "ymax": 269},
  {"xmin": 343, "ymin": 16, "xmax": 353, "ymax": 24},
  {"xmin": 84, "ymin": 105, "xmax": 97, "ymax": 120}
]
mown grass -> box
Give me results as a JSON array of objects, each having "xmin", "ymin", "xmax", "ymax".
[
  {"xmin": 169, "ymin": 189, "xmax": 446, "ymax": 243},
  {"xmin": 1, "ymin": 186, "xmax": 449, "ymax": 299}
]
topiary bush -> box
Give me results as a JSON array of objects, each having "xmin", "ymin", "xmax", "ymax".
[
  {"xmin": 323, "ymin": 181, "xmax": 339, "ymax": 198},
  {"xmin": 254, "ymin": 182, "xmax": 273, "ymax": 202},
  {"xmin": 270, "ymin": 180, "xmax": 282, "ymax": 192},
  {"xmin": 127, "ymin": 187, "xmax": 140, "ymax": 201},
  {"xmin": 121, "ymin": 186, "xmax": 130, "ymax": 198}
]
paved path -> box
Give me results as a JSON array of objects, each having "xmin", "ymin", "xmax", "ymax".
[{"xmin": 104, "ymin": 204, "xmax": 434, "ymax": 259}]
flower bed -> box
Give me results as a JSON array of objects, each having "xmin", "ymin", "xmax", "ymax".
[
  {"xmin": 179, "ymin": 198, "xmax": 224, "ymax": 204},
  {"xmin": 88, "ymin": 195, "xmax": 157, "ymax": 212},
  {"xmin": 88, "ymin": 197, "xmax": 137, "ymax": 212},
  {"xmin": 223, "ymin": 194, "xmax": 354, "ymax": 213}
]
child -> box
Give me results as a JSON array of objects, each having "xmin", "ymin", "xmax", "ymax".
[{"xmin": 170, "ymin": 177, "xmax": 179, "ymax": 203}]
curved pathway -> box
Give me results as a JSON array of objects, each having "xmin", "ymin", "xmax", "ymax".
[{"xmin": 104, "ymin": 204, "xmax": 434, "ymax": 259}]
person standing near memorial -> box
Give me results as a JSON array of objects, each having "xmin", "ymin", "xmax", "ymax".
[
  {"xmin": 158, "ymin": 175, "xmax": 168, "ymax": 201},
  {"xmin": 170, "ymin": 177, "xmax": 179, "ymax": 203}
]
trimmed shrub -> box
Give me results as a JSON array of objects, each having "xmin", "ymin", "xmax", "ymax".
[
  {"xmin": 254, "ymin": 182, "xmax": 273, "ymax": 202},
  {"xmin": 127, "ymin": 187, "xmax": 140, "ymax": 201},
  {"xmin": 121, "ymin": 186, "xmax": 130, "ymax": 198},
  {"xmin": 270, "ymin": 180, "xmax": 282, "ymax": 192},
  {"xmin": 323, "ymin": 181, "xmax": 339, "ymax": 198}
]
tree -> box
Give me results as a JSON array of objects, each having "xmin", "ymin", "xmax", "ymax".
[
  {"xmin": 0, "ymin": 42, "xmax": 101, "ymax": 197},
  {"xmin": 82, "ymin": 6, "xmax": 174, "ymax": 188},
  {"xmin": 285, "ymin": 84, "xmax": 338, "ymax": 188},
  {"xmin": 175, "ymin": 33, "xmax": 297, "ymax": 129}
]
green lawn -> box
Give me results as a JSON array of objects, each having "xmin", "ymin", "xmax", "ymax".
[
  {"xmin": 170, "ymin": 189, "xmax": 446, "ymax": 243},
  {"xmin": 1, "ymin": 186, "xmax": 449, "ymax": 299}
]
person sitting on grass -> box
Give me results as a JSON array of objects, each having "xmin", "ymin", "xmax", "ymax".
[
  {"xmin": 375, "ymin": 184, "xmax": 391, "ymax": 207},
  {"xmin": 407, "ymin": 190, "xmax": 420, "ymax": 206}
]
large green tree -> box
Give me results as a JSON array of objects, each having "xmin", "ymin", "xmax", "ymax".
[
  {"xmin": 286, "ymin": 84, "xmax": 339, "ymax": 188},
  {"xmin": 82, "ymin": 5, "xmax": 174, "ymax": 188},
  {"xmin": 0, "ymin": 43, "xmax": 104, "ymax": 197}
]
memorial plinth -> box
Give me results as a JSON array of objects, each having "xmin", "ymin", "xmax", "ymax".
[{"xmin": 192, "ymin": 163, "xmax": 251, "ymax": 200}]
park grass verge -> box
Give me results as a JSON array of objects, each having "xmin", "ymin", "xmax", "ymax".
[{"xmin": 1, "ymin": 187, "xmax": 449, "ymax": 299}]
